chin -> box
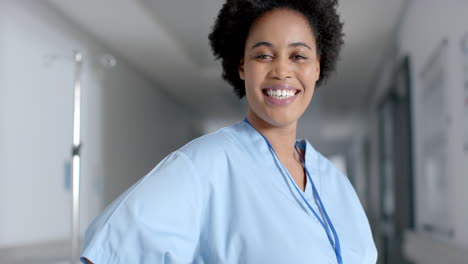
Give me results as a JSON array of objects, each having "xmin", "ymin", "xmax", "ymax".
[
  {"xmin": 261, "ymin": 113, "xmax": 299, "ymax": 128},
  {"xmin": 247, "ymin": 103, "xmax": 303, "ymax": 128}
]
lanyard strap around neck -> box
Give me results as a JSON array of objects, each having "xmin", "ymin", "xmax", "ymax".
[{"xmin": 243, "ymin": 118, "xmax": 343, "ymax": 264}]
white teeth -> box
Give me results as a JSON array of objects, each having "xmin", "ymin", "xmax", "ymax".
[{"xmin": 266, "ymin": 89, "xmax": 296, "ymax": 99}]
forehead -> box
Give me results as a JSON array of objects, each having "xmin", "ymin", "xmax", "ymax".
[{"xmin": 246, "ymin": 8, "xmax": 316, "ymax": 45}]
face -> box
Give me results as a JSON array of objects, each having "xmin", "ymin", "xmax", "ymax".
[{"xmin": 239, "ymin": 8, "xmax": 320, "ymax": 129}]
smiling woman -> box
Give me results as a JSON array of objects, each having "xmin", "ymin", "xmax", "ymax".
[
  {"xmin": 240, "ymin": 8, "xmax": 320, "ymax": 130},
  {"xmin": 80, "ymin": 1, "xmax": 377, "ymax": 263}
]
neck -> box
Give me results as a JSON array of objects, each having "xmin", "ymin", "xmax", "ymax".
[{"xmin": 246, "ymin": 109, "xmax": 298, "ymax": 159}]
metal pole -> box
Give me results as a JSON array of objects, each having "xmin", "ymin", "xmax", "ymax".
[{"xmin": 71, "ymin": 51, "xmax": 83, "ymax": 264}]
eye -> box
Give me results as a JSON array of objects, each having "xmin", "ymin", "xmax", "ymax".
[
  {"xmin": 255, "ymin": 54, "xmax": 273, "ymax": 61},
  {"xmin": 292, "ymin": 54, "xmax": 308, "ymax": 61}
]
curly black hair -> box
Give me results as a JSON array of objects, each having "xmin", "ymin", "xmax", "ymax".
[{"xmin": 209, "ymin": 0, "xmax": 344, "ymax": 98}]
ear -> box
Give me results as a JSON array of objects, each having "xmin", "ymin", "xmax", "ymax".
[
  {"xmin": 315, "ymin": 57, "xmax": 321, "ymax": 82},
  {"xmin": 238, "ymin": 58, "xmax": 245, "ymax": 80}
]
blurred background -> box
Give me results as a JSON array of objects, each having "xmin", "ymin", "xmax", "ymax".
[{"xmin": 0, "ymin": 0, "xmax": 467, "ymax": 263}]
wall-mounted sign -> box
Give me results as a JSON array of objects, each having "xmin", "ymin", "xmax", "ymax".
[{"xmin": 419, "ymin": 38, "xmax": 453, "ymax": 238}]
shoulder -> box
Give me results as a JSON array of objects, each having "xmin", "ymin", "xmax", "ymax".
[
  {"xmin": 179, "ymin": 126, "xmax": 235, "ymax": 156},
  {"xmin": 80, "ymin": 123, "xmax": 248, "ymax": 263},
  {"xmin": 304, "ymin": 141, "xmax": 345, "ymax": 181},
  {"xmin": 316, "ymin": 149, "xmax": 359, "ymax": 204},
  {"xmin": 305, "ymin": 140, "xmax": 362, "ymax": 209},
  {"xmin": 176, "ymin": 122, "xmax": 245, "ymax": 164}
]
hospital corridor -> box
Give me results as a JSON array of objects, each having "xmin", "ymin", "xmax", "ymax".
[{"xmin": 0, "ymin": 0, "xmax": 467, "ymax": 263}]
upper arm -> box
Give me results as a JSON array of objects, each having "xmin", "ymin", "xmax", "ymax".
[{"xmin": 80, "ymin": 151, "xmax": 205, "ymax": 263}]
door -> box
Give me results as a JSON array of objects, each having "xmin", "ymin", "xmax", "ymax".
[{"xmin": 377, "ymin": 56, "xmax": 415, "ymax": 264}]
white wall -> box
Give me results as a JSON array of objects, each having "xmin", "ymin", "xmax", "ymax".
[
  {"xmin": 398, "ymin": 1, "xmax": 468, "ymax": 262},
  {"xmin": 0, "ymin": 0, "xmax": 7, "ymax": 253},
  {"xmin": 369, "ymin": 0, "xmax": 468, "ymax": 263},
  {"xmin": 0, "ymin": 0, "xmax": 197, "ymax": 252}
]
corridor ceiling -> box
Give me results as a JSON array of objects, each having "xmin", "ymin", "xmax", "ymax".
[{"xmin": 46, "ymin": 0, "xmax": 406, "ymax": 143}]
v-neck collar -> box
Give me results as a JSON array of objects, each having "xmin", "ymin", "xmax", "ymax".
[{"xmin": 239, "ymin": 120, "xmax": 323, "ymax": 202}]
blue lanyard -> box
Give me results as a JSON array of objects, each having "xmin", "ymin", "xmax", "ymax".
[{"xmin": 244, "ymin": 118, "xmax": 343, "ymax": 264}]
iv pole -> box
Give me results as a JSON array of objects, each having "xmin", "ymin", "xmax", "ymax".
[
  {"xmin": 43, "ymin": 49, "xmax": 115, "ymax": 263},
  {"xmin": 71, "ymin": 51, "xmax": 83, "ymax": 264}
]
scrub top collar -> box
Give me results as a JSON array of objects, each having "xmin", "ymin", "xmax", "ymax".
[
  {"xmin": 238, "ymin": 120, "xmax": 320, "ymax": 171},
  {"xmin": 238, "ymin": 120, "xmax": 322, "ymax": 197}
]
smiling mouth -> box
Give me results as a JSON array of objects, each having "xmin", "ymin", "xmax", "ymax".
[{"xmin": 262, "ymin": 88, "xmax": 300, "ymax": 99}]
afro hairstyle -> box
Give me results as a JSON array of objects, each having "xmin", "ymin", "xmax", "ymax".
[{"xmin": 208, "ymin": 0, "xmax": 344, "ymax": 98}]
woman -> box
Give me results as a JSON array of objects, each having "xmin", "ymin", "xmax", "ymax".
[{"xmin": 81, "ymin": 0, "xmax": 377, "ymax": 263}]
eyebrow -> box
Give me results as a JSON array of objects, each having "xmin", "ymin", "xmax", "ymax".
[{"xmin": 250, "ymin": 41, "xmax": 312, "ymax": 50}]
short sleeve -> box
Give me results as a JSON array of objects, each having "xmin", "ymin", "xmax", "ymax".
[{"xmin": 80, "ymin": 151, "xmax": 204, "ymax": 264}]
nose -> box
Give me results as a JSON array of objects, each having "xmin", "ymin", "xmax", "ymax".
[{"xmin": 269, "ymin": 57, "xmax": 292, "ymax": 80}]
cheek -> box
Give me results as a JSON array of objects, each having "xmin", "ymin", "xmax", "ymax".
[
  {"xmin": 244, "ymin": 64, "xmax": 267, "ymax": 90},
  {"xmin": 244, "ymin": 64, "xmax": 261, "ymax": 95},
  {"xmin": 297, "ymin": 68, "xmax": 318, "ymax": 97},
  {"xmin": 244, "ymin": 62, "xmax": 262, "ymax": 78},
  {"xmin": 299, "ymin": 65, "xmax": 319, "ymax": 81},
  {"xmin": 295, "ymin": 73, "xmax": 317, "ymax": 98}
]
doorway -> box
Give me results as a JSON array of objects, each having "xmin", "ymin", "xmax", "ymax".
[{"xmin": 377, "ymin": 56, "xmax": 415, "ymax": 264}]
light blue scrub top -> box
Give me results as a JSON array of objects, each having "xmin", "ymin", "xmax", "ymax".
[{"xmin": 80, "ymin": 121, "xmax": 377, "ymax": 263}]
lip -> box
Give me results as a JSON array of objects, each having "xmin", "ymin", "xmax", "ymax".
[
  {"xmin": 262, "ymin": 84, "xmax": 300, "ymax": 106},
  {"xmin": 263, "ymin": 83, "xmax": 300, "ymax": 91}
]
